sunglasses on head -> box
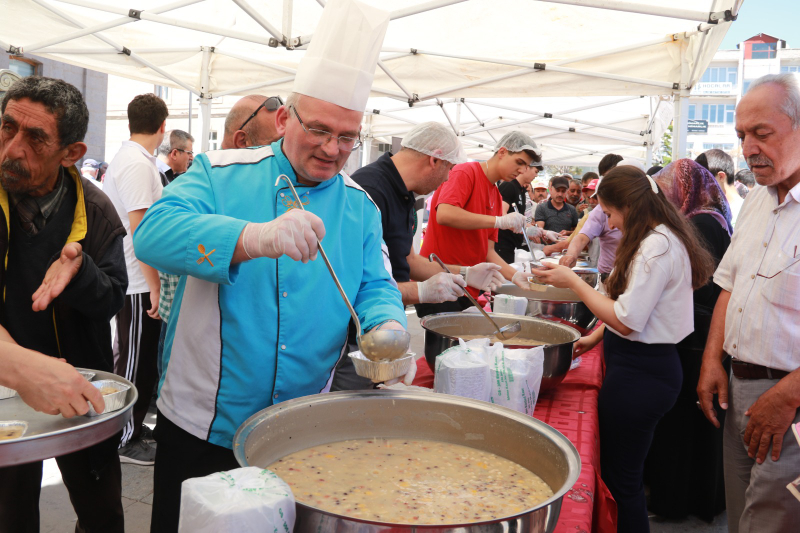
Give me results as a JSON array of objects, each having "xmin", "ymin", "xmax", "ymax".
[{"xmin": 238, "ymin": 96, "xmax": 284, "ymax": 131}]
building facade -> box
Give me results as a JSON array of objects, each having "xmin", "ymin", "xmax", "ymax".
[{"xmin": 687, "ymin": 33, "xmax": 798, "ymax": 169}]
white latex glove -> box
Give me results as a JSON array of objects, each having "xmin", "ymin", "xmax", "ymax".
[
  {"xmin": 370, "ymin": 321, "xmax": 416, "ymax": 386},
  {"xmin": 417, "ymin": 273, "xmax": 466, "ymax": 303},
  {"xmin": 511, "ymin": 270, "xmax": 532, "ymax": 290},
  {"xmin": 525, "ymin": 225, "xmax": 543, "ymax": 240},
  {"xmin": 543, "ymin": 230, "xmax": 563, "ymax": 243},
  {"xmin": 494, "ymin": 212, "xmax": 526, "ymax": 233},
  {"xmin": 242, "ymin": 210, "xmax": 325, "ymax": 263},
  {"xmin": 464, "ymin": 263, "xmax": 505, "ymax": 292}
]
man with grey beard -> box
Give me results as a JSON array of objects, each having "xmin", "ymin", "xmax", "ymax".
[{"xmin": 697, "ymin": 73, "xmax": 800, "ymax": 532}]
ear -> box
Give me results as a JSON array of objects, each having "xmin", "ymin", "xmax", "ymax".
[
  {"xmin": 233, "ymin": 130, "xmax": 249, "ymax": 149},
  {"xmin": 717, "ymin": 172, "xmax": 726, "ymax": 182},
  {"xmin": 496, "ymin": 147, "xmax": 508, "ymax": 158},
  {"xmin": 160, "ymin": 121, "xmax": 167, "ymax": 134},
  {"xmin": 61, "ymin": 142, "xmax": 87, "ymax": 168},
  {"xmin": 275, "ymin": 105, "xmax": 289, "ymax": 138},
  {"xmin": 428, "ymin": 155, "xmax": 438, "ymax": 169}
]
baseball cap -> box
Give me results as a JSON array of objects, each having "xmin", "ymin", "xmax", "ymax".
[
  {"xmin": 532, "ymin": 177, "xmax": 549, "ymax": 190},
  {"xmin": 550, "ymin": 176, "xmax": 569, "ymax": 190},
  {"xmin": 494, "ymin": 131, "xmax": 542, "ymax": 166},
  {"xmin": 82, "ymin": 158, "xmax": 100, "ymax": 169},
  {"xmin": 583, "ymin": 178, "xmax": 599, "ymax": 192}
]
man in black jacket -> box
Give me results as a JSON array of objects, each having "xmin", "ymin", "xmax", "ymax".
[{"xmin": 0, "ymin": 76, "xmax": 128, "ymax": 532}]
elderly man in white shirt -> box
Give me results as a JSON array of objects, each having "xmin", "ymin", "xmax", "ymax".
[{"xmin": 697, "ymin": 73, "xmax": 800, "ymax": 533}]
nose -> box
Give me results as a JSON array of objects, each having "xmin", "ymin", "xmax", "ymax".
[
  {"xmin": 319, "ymin": 136, "xmax": 340, "ymax": 158},
  {"xmin": 2, "ymin": 130, "xmax": 25, "ymax": 159},
  {"xmin": 741, "ymin": 136, "xmax": 759, "ymax": 159}
]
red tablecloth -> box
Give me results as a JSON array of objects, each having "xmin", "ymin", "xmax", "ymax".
[{"xmin": 412, "ymin": 342, "xmax": 616, "ymax": 533}]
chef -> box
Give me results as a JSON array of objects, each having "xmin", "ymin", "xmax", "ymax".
[{"xmin": 132, "ymin": 1, "xmax": 405, "ymax": 530}]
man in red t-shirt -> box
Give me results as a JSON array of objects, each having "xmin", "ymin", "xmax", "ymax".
[{"xmin": 417, "ymin": 131, "xmax": 542, "ymax": 317}]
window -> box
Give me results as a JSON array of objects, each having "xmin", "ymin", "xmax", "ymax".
[
  {"xmin": 8, "ymin": 57, "xmax": 39, "ymax": 77},
  {"xmin": 703, "ymin": 143, "xmax": 735, "ymax": 151},
  {"xmin": 700, "ymin": 67, "xmax": 738, "ymax": 85},
  {"xmin": 742, "ymin": 80, "xmax": 752, "ymax": 94},
  {"xmin": 155, "ymin": 85, "xmax": 170, "ymax": 101},
  {"xmin": 751, "ymin": 42, "xmax": 777, "ymax": 59},
  {"xmin": 781, "ymin": 65, "xmax": 800, "ymax": 73},
  {"xmin": 209, "ymin": 131, "xmax": 217, "ymax": 151},
  {"xmin": 688, "ymin": 104, "xmax": 696, "ymax": 120},
  {"xmin": 701, "ymin": 104, "xmax": 735, "ymax": 124}
]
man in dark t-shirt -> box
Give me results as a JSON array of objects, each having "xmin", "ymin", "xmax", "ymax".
[
  {"xmin": 496, "ymin": 166, "xmax": 537, "ymax": 263},
  {"xmin": 535, "ymin": 175, "xmax": 579, "ymax": 234}
]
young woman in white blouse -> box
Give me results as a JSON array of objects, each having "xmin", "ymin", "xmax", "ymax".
[{"xmin": 532, "ymin": 165, "xmax": 716, "ymax": 533}]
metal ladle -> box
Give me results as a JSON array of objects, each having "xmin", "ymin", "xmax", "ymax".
[
  {"xmin": 428, "ymin": 253, "xmax": 521, "ymax": 341},
  {"xmin": 275, "ymin": 175, "xmax": 410, "ymax": 362},
  {"xmin": 513, "ymin": 204, "xmax": 537, "ymax": 259}
]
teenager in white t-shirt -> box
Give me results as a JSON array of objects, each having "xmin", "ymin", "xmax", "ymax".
[
  {"xmin": 531, "ymin": 165, "xmax": 716, "ymax": 533},
  {"xmin": 103, "ymin": 93, "xmax": 168, "ymax": 466}
]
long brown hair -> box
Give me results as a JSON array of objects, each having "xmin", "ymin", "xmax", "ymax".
[{"xmin": 597, "ymin": 166, "xmax": 716, "ymax": 300}]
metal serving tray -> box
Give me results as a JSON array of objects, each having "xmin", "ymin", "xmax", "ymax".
[{"xmin": 0, "ymin": 369, "xmax": 137, "ymax": 467}]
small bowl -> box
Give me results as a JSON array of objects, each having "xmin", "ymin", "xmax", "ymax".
[
  {"xmin": 78, "ymin": 371, "xmax": 96, "ymax": 382},
  {"xmin": 349, "ymin": 351, "xmax": 415, "ymax": 382},
  {"xmin": 0, "ymin": 420, "xmax": 28, "ymax": 441},
  {"xmin": 0, "ymin": 385, "xmax": 17, "ymax": 400},
  {"xmin": 86, "ymin": 380, "xmax": 131, "ymax": 417}
]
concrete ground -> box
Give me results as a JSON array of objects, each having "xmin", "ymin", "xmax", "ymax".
[{"xmin": 37, "ymin": 309, "xmax": 728, "ymax": 532}]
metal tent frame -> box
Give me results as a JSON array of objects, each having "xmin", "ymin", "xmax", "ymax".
[{"xmin": 0, "ymin": 0, "xmax": 743, "ymax": 162}]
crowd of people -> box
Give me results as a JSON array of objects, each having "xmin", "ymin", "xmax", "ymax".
[{"xmin": 0, "ymin": 14, "xmax": 798, "ymax": 533}]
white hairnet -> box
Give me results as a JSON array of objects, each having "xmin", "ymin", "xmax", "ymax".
[
  {"xmin": 400, "ymin": 121, "xmax": 467, "ymax": 165},
  {"xmin": 495, "ymin": 131, "xmax": 542, "ymax": 166}
]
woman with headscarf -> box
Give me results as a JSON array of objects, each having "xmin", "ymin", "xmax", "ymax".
[{"xmin": 645, "ymin": 158, "xmax": 732, "ymax": 522}]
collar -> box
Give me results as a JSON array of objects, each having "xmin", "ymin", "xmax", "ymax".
[
  {"xmin": 274, "ymin": 138, "xmax": 339, "ymax": 193},
  {"xmin": 8, "ymin": 167, "xmax": 67, "ymax": 219},
  {"xmin": 156, "ymin": 158, "xmax": 170, "ymax": 174},
  {"xmin": 547, "ymin": 198, "xmax": 566, "ymax": 211},
  {"xmin": 379, "ymin": 153, "xmax": 414, "ymax": 203},
  {"xmin": 122, "ymin": 139, "xmax": 157, "ymax": 163}
]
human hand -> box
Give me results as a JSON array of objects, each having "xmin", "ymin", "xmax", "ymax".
[
  {"xmin": 32, "ymin": 242, "xmax": 83, "ymax": 312},
  {"xmin": 494, "ymin": 213, "xmax": 526, "ymax": 233},
  {"xmin": 530, "ymin": 263, "xmax": 578, "ymax": 289},
  {"xmin": 525, "ymin": 226, "xmax": 543, "ymax": 243},
  {"xmin": 511, "ymin": 270, "xmax": 531, "ymax": 290},
  {"xmin": 542, "ymin": 230, "xmax": 562, "ymax": 243},
  {"xmin": 13, "ymin": 350, "xmax": 105, "ymax": 417},
  {"xmin": 381, "ymin": 358, "xmax": 418, "ymax": 386},
  {"xmin": 418, "ymin": 273, "xmax": 466, "ymax": 303},
  {"xmin": 544, "ymin": 242, "xmax": 569, "ymax": 256},
  {"xmin": 559, "ymin": 254, "xmax": 578, "ymax": 268},
  {"xmin": 573, "ymin": 336, "xmax": 596, "ymax": 358},
  {"xmin": 243, "ymin": 210, "xmax": 326, "ymax": 263},
  {"xmin": 464, "ymin": 263, "xmax": 505, "ymax": 292},
  {"xmin": 147, "ymin": 287, "xmax": 161, "ymax": 320},
  {"xmin": 743, "ymin": 382, "xmax": 797, "ymax": 463},
  {"xmin": 696, "ymin": 360, "xmax": 729, "ymax": 428},
  {"xmin": 559, "ymin": 230, "xmax": 569, "ymax": 237}
]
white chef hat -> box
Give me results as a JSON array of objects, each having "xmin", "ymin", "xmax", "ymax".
[{"xmin": 292, "ymin": 0, "xmax": 390, "ymax": 112}]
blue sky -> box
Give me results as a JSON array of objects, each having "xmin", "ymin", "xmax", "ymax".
[{"xmin": 720, "ymin": 0, "xmax": 799, "ymax": 49}]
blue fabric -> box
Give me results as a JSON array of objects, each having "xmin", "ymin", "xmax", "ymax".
[
  {"xmin": 599, "ymin": 329, "xmax": 681, "ymax": 533},
  {"xmin": 133, "ymin": 140, "xmax": 405, "ymax": 447}
]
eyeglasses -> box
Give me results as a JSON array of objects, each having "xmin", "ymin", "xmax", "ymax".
[
  {"xmin": 238, "ymin": 96, "xmax": 284, "ymax": 131},
  {"xmin": 174, "ymin": 148, "xmax": 193, "ymax": 156},
  {"xmin": 290, "ymin": 105, "xmax": 362, "ymax": 152}
]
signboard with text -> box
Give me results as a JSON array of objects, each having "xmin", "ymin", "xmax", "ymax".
[
  {"xmin": 688, "ymin": 119, "xmax": 709, "ymax": 133},
  {"xmin": 692, "ymin": 82, "xmax": 735, "ymax": 95}
]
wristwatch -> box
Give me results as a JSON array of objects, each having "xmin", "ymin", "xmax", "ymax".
[{"xmin": 459, "ymin": 266, "xmax": 468, "ymax": 278}]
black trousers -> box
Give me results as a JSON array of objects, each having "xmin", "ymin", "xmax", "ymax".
[
  {"xmin": 0, "ymin": 432, "xmax": 124, "ymax": 533},
  {"xmin": 414, "ymin": 294, "xmax": 474, "ymax": 319},
  {"xmin": 114, "ymin": 292, "xmax": 161, "ymax": 444},
  {"xmin": 599, "ymin": 330, "xmax": 681, "ymax": 533},
  {"xmin": 150, "ymin": 410, "xmax": 239, "ymax": 533}
]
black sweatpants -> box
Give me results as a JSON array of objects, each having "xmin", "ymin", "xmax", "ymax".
[
  {"xmin": 114, "ymin": 292, "xmax": 161, "ymax": 445},
  {"xmin": 150, "ymin": 411, "xmax": 240, "ymax": 533},
  {"xmin": 414, "ymin": 294, "xmax": 474, "ymax": 319},
  {"xmin": 0, "ymin": 432, "xmax": 124, "ymax": 533},
  {"xmin": 599, "ymin": 330, "xmax": 681, "ymax": 533}
]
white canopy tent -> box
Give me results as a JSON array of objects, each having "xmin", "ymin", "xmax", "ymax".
[{"xmin": 0, "ymin": 0, "xmax": 742, "ymax": 165}]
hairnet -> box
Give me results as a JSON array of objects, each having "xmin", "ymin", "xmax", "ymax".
[
  {"xmin": 400, "ymin": 121, "xmax": 467, "ymax": 165},
  {"xmin": 494, "ymin": 131, "xmax": 542, "ymax": 166}
]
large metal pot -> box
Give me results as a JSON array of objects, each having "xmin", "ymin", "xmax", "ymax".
[
  {"xmin": 234, "ymin": 390, "xmax": 581, "ymax": 533},
  {"xmin": 420, "ymin": 313, "xmax": 580, "ymax": 391},
  {"xmin": 494, "ymin": 282, "xmax": 598, "ymax": 335}
]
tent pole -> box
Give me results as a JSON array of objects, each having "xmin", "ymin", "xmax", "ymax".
[
  {"xmin": 455, "ymin": 101, "xmax": 462, "ymax": 131},
  {"xmin": 531, "ymin": 0, "xmax": 711, "ymax": 23},
  {"xmin": 546, "ymin": 65, "xmax": 675, "ymax": 90},
  {"xmin": 362, "ymin": 115, "xmax": 373, "ymax": 167},
  {"xmin": 377, "ymin": 61, "xmax": 414, "ymax": 100},
  {"xmin": 199, "ymin": 46, "xmax": 212, "ymax": 153},
  {"xmin": 212, "ymin": 76, "xmax": 296, "ymax": 98},
  {"xmin": 214, "ymin": 49, "xmax": 296, "ymax": 74},
  {"xmin": 232, "ymin": 0, "xmax": 285, "ymax": 43},
  {"xmin": 188, "ymin": 91, "xmax": 193, "ymax": 136},
  {"xmin": 390, "ymin": 0, "xmax": 469, "ymax": 20},
  {"xmin": 24, "ymin": 0, "xmax": 203, "ymax": 53},
  {"xmin": 282, "ymin": 0, "xmax": 293, "ymax": 43},
  {"xmin": 52, "ymin": 0, "xmax": 276, "ymax": 47},
  {"xmin": 673, "ymin": 41, "xmax": 691, "ymax": 160},
  {"xmin": 38, "ymin": 47, "xmax": 199, "ymax": 54}
]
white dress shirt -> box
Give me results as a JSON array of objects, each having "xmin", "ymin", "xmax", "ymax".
[
  {"xmin": 714, "ymin": 181, "xmax": 800, "ymax": 372},
  {"xmin": 608, "ymin": 224, "xmax": 694, "ymax": 344}
]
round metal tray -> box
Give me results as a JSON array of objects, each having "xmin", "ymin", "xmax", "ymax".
[{"xmin": 0, "ymin": 369, "xmax": 137, "ymax": 467}]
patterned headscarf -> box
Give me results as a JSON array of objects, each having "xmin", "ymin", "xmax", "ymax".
[{"xmin": 654, "ymin": 158, "xmax": 733, "ymax": 235}]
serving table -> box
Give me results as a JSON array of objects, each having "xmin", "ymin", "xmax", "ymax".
[{"xmin": 412, "ymin": 335, "xmax": 617, "ymax": 533}]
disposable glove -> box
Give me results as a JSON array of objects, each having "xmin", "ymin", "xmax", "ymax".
[
  {"xmin": 417, "ymin": 272, "xmax": 466, "ymax": 303},
  {"xmin": 464, "ymin": 263, "xmax": 505, "ymax": 292},
  {"xmin": 511, "ymin": 270, "xmax": 533, "ymax": 290},
  {"xmin": 525, "ymin": 225, "xmax": 543, "ymax": 240},
  {"xmin": 494, "ymin": 213, "xmax": 526, "ymax": 233},
  {"xmin": 543, "ymin": 230, "xmax": 564, "ymax": 243},
  {"xmin": 242, "ymin": 210, "xmax": 325, "ymax": 263}
]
